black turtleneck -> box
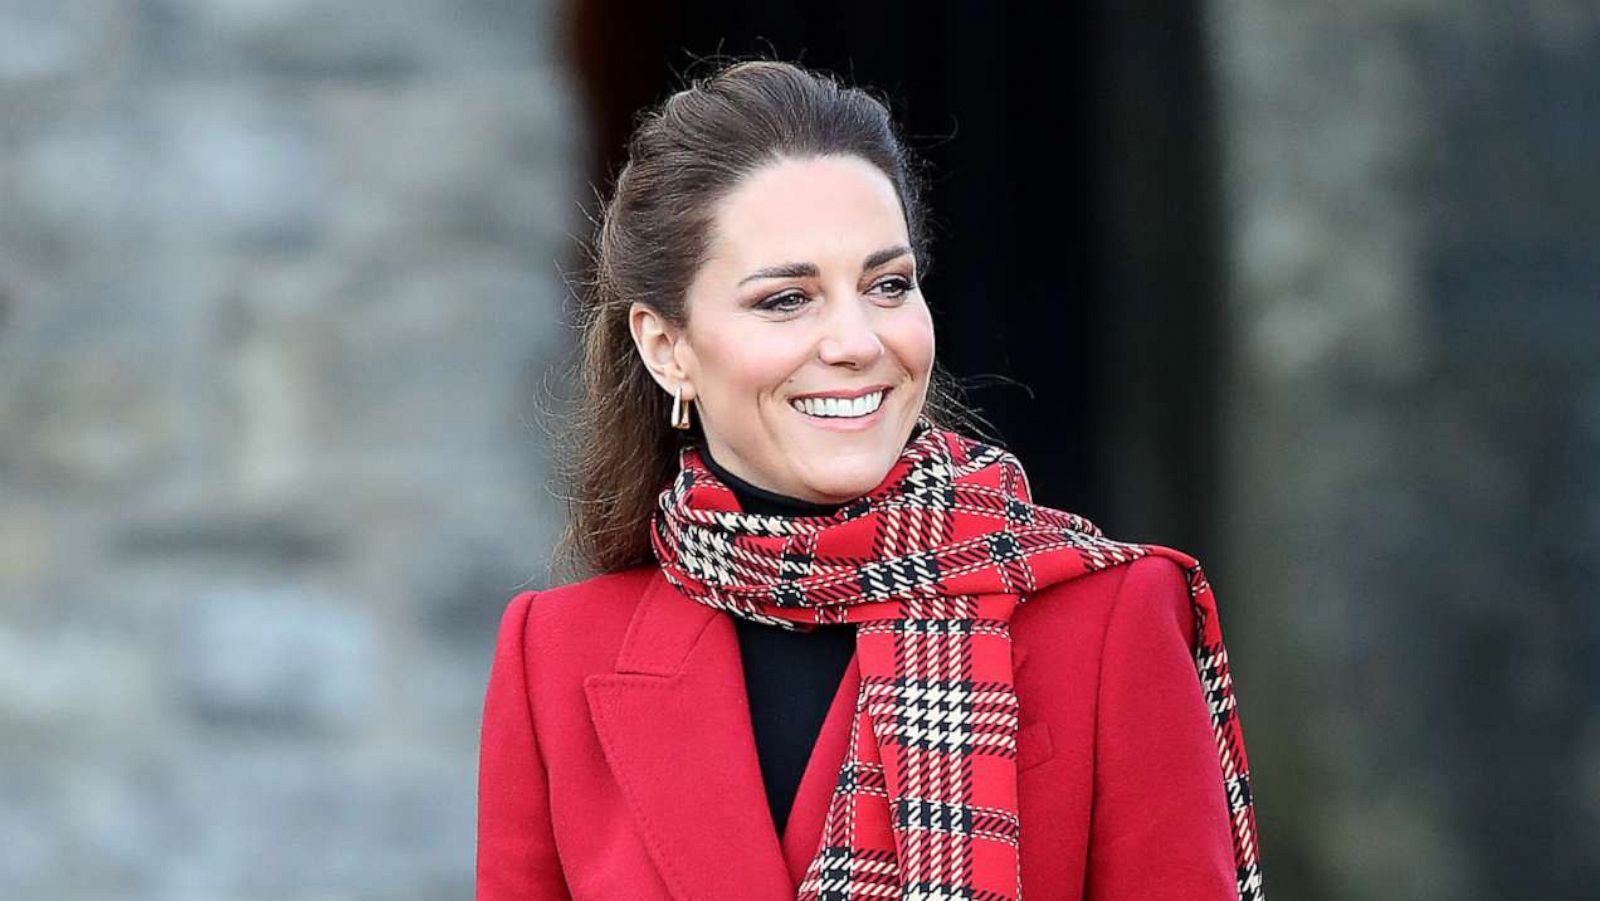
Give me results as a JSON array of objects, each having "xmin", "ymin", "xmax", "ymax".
[{"xmin": 699, "ymin": 446, "xmax": 857, "ymax": 838}]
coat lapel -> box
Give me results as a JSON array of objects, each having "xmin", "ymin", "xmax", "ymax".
[
  {"xmin": 585, "ymin": 572, "xmax": 1038, "ymax": 899},
  {"xmin": 583, "ymin": 571, "xmax": 796, "ymax": 900}
]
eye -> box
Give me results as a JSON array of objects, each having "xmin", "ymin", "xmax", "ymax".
[
  {"xmin": 755, "ymin": 290, "xmax": 809, "ymax": 313},
  {"xmin": 870, "ymin": 275, "xmax": 916, "ymax": 299}
]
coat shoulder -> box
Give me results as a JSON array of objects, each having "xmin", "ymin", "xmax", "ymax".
[
  {"xmin": 1010, "ymin": 553, "xmax": 1196, "ymax": 659},
  {"xmin": 1010, "ymin": 558, "xmax": 1128, "ymax": 645},
  {"xmin": 502, "ymin": 564, "xmax": 660, "ymax": 673},
  {"xmin": 530, "ymin": 564, "xmax": 658, "ymax": 619}
]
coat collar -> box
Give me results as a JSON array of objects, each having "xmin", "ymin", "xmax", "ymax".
[{"xmin": 583, "ymin": 568, "xmax": 1032, "ymax": 899}]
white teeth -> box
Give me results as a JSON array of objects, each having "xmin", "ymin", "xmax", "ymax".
[{"xmin": 790, "ymin": 390, "xmax": 885, "ymax": 419}]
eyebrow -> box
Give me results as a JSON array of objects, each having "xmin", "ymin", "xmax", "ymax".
[{"xmin": 737, "ymin": 244, "xmax": 913, "ymax": 286}]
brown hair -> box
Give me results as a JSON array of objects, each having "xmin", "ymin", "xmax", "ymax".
[{"xmin": 552, "ymin": 58, "xmax": 985, "ymax": 580}]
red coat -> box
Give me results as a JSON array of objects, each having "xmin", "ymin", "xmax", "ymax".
[{"xmin": 477, "ymin": 555, "xmax": 1238, "ymax": 900}]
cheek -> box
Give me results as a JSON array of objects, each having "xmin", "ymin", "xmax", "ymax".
[
  {"xmin": 882, "ymin": 307, "xmax": 936, "ymax": 375},
  {"xmin": 694, "ymin": 324, "xmax": 810, "ymax": 397}
]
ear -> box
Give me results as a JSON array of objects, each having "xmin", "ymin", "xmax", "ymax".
[{"xmin": 628, "ymin": 302, "xmax": 695, "ymax": 400}]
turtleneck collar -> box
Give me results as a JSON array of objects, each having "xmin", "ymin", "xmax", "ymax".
[{"xmin": 698, "ymin": 445, "xmax": 848, "ymax": 518}]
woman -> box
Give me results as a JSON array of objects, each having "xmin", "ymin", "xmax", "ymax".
[{"xmin": 477, "ymin": 59, "xmax": 1264, "ymax": 900}]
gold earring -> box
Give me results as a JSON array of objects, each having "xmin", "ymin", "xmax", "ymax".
[{"xmin": 671, "ymin": 384, "xmax": 693, "ymax": 430}]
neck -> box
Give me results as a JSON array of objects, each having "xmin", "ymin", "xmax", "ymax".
[{"xmin": 699, "ymin": 445, "xmax": 848, "ymax": 518}]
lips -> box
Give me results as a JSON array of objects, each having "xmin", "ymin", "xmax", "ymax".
[{"xmin": 789, "ymin": 384, "xmax": 892, "ymax": 402}]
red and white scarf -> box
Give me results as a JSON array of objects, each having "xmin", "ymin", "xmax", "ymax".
[{"xmin": 650, "ymin": 421, "xmax": 1264, "ymax": 900}]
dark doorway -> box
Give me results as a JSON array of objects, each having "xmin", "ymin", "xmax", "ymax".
[{"xmin": 562, "ymin": 2, "xmax": 1222, "ymax": 549}]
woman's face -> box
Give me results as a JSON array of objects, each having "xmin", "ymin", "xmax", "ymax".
[{"xmin": 631, "ymin": 154, "xmax": 935, "ymax": 504}]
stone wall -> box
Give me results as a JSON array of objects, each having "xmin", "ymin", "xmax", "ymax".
[
  {"xmin": 0, "ymin": 2, "xmax": 577, "ymax": 898},
  {"xmin": 1206, "ymin": 2, "xmax": 1600, "ymax": 897}
]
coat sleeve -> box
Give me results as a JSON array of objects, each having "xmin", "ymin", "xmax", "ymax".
[
  {"xmin": 477, "ymin": 590, "xmax": 572, "ymax": 900},
  {"xmin": 1086, "ymin": 555, "xmax": 1239, "ymax": 900}
]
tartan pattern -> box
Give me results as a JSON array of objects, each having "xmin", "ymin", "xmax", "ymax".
[{"xmin": 650, "ymin": 419, "xmax": 1264, "ymax": 900}]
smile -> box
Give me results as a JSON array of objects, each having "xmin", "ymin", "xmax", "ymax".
[{"xmin": 788, "ymin": 389, "xmax": 887, "ymax": 419}]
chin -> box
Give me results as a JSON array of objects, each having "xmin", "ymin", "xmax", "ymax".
[
  {"xmin": 773, "ymin": 399, "xmax": 920, "ymax": 500},
  {"xmin": 796, "ymin": 452, "xmax": 899, "ymax": 502}
]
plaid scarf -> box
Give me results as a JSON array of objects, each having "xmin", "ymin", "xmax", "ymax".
[{"xmin": 650, "ymin": 420, "xmax": 1264, "ymax": 900}]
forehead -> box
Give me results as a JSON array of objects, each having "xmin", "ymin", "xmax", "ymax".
[{"xmin": 703, "ymin": 155, "xmax": 909, "ymax": 268}]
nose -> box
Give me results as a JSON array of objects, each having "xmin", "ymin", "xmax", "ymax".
[{"xmin": 816, "ymin": 293, "xmax": 885, "ymax": 368}]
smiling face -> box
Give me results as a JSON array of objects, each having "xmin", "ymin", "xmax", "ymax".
[{"xmin": 630, "ymin": 154, "xmax": 935, "ymax": 504}]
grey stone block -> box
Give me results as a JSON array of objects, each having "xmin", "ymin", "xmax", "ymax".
[{"xmin": 175, "ymin": 586, "xmax": 379, "ymax": 732}]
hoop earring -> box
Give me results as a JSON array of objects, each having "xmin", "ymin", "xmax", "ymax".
[{"xmin": 671, "ymin": 384, "xmax": 693, "ymax": 430}]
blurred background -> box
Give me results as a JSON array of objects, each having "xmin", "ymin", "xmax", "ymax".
[{"xmin": 2, "ymin": 1, "xmax": 1597, "ymax": 899}]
